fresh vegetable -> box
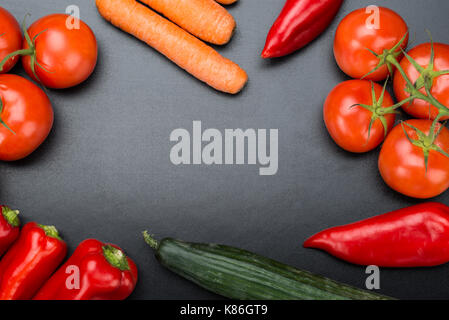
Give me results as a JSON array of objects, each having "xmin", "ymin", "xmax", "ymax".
[
  {"xmin": 34, "ymin": 239, "xmax": 137, "ymax": 300},
  {"xmin": 378, "ymin": 119, "xmax": 449, "ymax": 199},
  {"xmin": 0, "ymin": 14, "xmax": 98, "ymax": 89},
  {"xmin": 0, "ymin": 7, "xmax": 21, "ymax": 73},
  {"xmin": 0, "ymin": 74, "xmax": 53, "ymax": 161},
  {"xmin": 262, "ymin": 0, "xmax": 344, "ymax": 59},
  {"xmin": 0, "ymin": 222, "xmax": 67, "ymax": 300},
  {"xmin": 393, "ymin": 43, "xmax": 449, "ymax": 120},
  {"xmin": 140, "ymin": 0, "xmax": 235, "ymax": 45},
  {"xmin": 96, "ymin": 0, "xmax": 247, "ymax": 94},
  {"xmin": 143, "ymin": 231, "xmax": 391, "ymax": 300},
  {"xmin": 305, "ymin": 203, "xmax": 449, "ymax": 267},
  {"xmin": 324, "ymin": 80, "xmax": 397, "ymax": 153},
  {"xmin": 215, "ymin": 0, "xmax": 238, "ymax": 5},
  {"xmin": 334, "ymin": 7, "xmax": 408, "ymax": 81},
  {"xmin": 0, "ymin": 206, "xmax": 20, "ymax": 256}
]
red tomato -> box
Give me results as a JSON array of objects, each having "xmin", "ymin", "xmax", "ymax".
[
  {"xmin": 0, "ymin": 74, "xmax": 53, "ymax": 161},
  {"xmin": 393, "ymin": 43, "xmax": 449, "ymax": 120},
  {"xmin": 0, "ymin": 7, "xmax": 22, "ymax": 74},
  {"xmin": 22, "ymin": 14, "xmax": 97, "ymax": 89},
  {"xmin": 379, "ymin": 120, "xmax": 449, "ymax": 199},
  {"xmin": 334, "ymin": 7, "xmax": 408, "ymax": 81},
  {"xmin": 324, "ymin": 80, "xmax": 396, "ymax": 153}
]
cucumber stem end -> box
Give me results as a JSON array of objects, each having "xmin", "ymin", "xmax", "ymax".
[{"xmin": 143, "ymin": 231, "xmax": 159, "ymax": 250}]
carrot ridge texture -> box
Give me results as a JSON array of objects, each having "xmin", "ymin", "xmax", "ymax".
[
  {"xmin": 140, "ymin": 0, "xmax": 235, "ymax": 45},
  {"xmin": 96, "ymin": 0, "xmax": 247, "ymax": 94}
]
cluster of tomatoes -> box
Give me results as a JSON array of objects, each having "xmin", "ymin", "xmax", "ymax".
[
  {"xmin": 324, "ymin": 7, "xmax": 449, "ymax": 199},
  {"xmin": 0, "ymin": 7, "xmax": 97, "ymax": 161}
]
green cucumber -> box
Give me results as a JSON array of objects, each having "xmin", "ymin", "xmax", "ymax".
[{"xmin": 143, "ymin": 232, "xmax": 392, "ymax": 300}]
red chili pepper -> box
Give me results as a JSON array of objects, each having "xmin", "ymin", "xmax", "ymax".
[
  {"xmin": 33, "ymin": 239, "xmax": 138, "ymax": 300},
  {"xmin": 0, "ymin": 205, "xmax": 20, "ymax": 256},
  {"xmin": 262, "ymin": 0, "xmax": 344, "ymax": 58},
  {"xmin": 304, "ymin": 203, "xmax": 449, "ymax": 267},
  {"xmin": 0, "ymin": 222, "xmax": 67, "ymax": 300}
]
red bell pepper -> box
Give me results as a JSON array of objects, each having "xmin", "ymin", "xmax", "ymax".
[
  {"xmin": 0, "ymin": 222, "xmax": 67, "ymax": 300},
  {"xmin": 262, "ymin": 0, "xmax": 344, "ymax": 58},
  {"xmin": 304, "ymin": 203, "xmax": 449, "ymax": 267},
  {"xmin": 0, "ymin": 205, "xmax": 20, "ymax": 256},
  {"xmin": 33, "ymin": 239, "xmax": 138, "ymax": 300}
]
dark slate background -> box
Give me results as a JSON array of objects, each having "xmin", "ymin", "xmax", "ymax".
[{"xmin": 1, "ymin": 0, "xmax": 449, "ymax": 300}]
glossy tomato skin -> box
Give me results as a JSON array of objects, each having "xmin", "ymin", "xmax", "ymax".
[
  {"xmin": 0, "ymin": 74, "xmax": 53, "ymax": 161},
  {"xmin": 379, "ymin": 120, "xmax": 449, "ymax": 199},
  {"xmin": 393, "ymin": 43, "xmax": 449, "ymax": 120},
  {"xmin": 324, "ymin": 80, "xmax": 395, "ymax": 153},
  {"xmin": 334, "ymin": 7, "xmax": 408, "ymax": 81},
  {"xmin": 0, "ymin": 7, "xmax": 22, "ymax": 74},
  {"xmin": 22, "ymin": 14, "xmax": 97, "ymax": 89}
]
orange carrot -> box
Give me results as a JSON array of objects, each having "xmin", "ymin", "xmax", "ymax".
[
  {"xmin": 139, "ymin": 0, "xmax": 235, "ymax": 45},
  {"xmin": 215, "ymin": 0, "xmax": 238, "ymax": 5},
  {"xmin": 96, "ymin": 0, "xmax": 247, "ymax": 94}
]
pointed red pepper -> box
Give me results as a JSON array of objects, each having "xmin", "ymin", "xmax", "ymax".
[
  {"xmin": 262, "ymin": 0, "xmax": 344, "ymax": 58},
  {"xmin": 304, "ymin": 203, "xmax": 449, "ymax": 267},
  {"xmin": 33, "ymin": 239, "xmax": 138, "ymax": 300},
  {"xmin": 0, "ymin": 205, "xmax": 20, "ymax": 256},
  {"xmin": 0, "ymin": 222, "xmax": 67, "ymax": 300}
]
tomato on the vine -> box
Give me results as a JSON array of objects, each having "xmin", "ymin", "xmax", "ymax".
[
  {"xmin": 18, "ymin": 14, "xmax": 97, "ymax": 89},
  {"xmin": 0, "ymin": 7, "xmax": 22, "ymax": 74},
  {"xmin": 334, "ymin": 7, "xmax": 408, "ymax": 81},
  {"xmin": 324, "ymin": 80, "xmax": 396, "ymax": 153},
  {"xmin": 393, "ymin": 43, "xmax": 449, "ymax": 120},
  {"xmin": 0, "ymin": 74, "xmax": 53, "ymax": 161},
  {"xmin": 379, "ymin": 119, "xmax": 449, "ymax": 199}
]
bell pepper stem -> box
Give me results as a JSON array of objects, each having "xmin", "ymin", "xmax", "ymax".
[
  {"xmin": 1, "ymin": 207, "xmax": 20, "ymax": 228},
  {"xmin": 37, "ymin": 224, "xmax": 62, "ymax": 240},
  {"xmin": 102, "ymin": 245, "xmax": 130, "ymax": 271}
]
